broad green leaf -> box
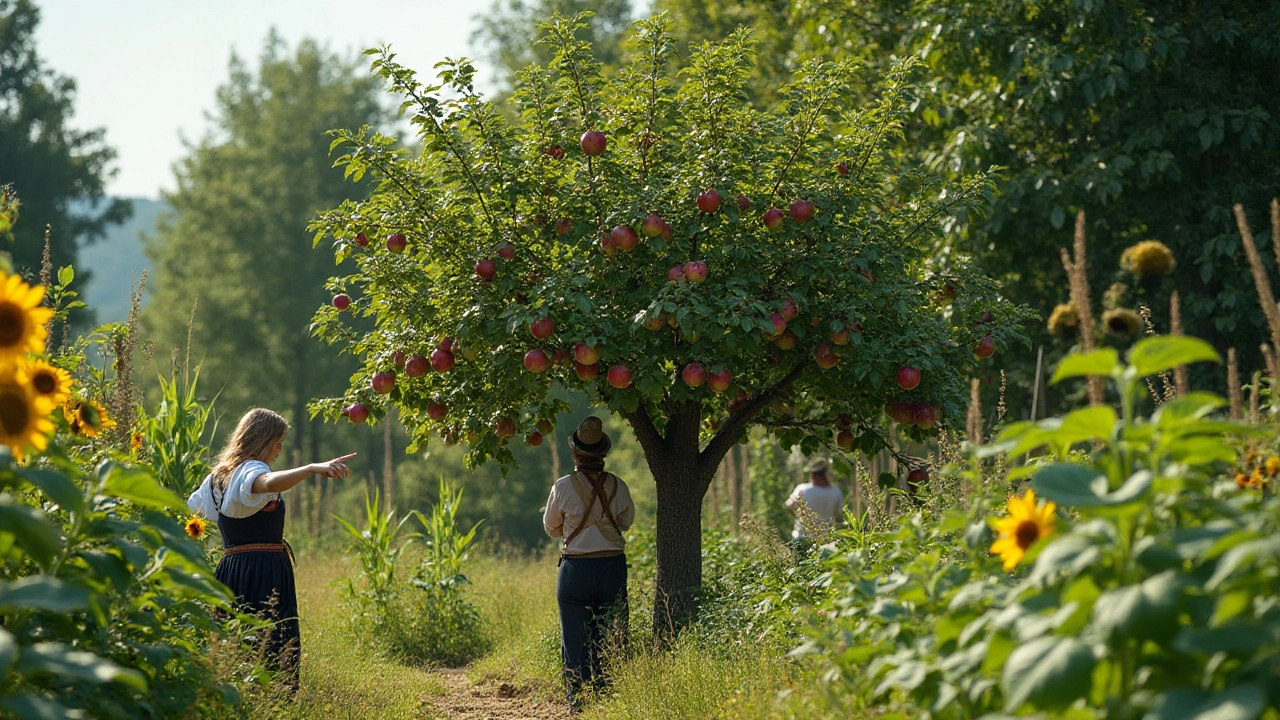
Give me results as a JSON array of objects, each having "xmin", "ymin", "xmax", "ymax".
[
  {"xmin": 1153, "ymin": 392, "xmax": 1226, "ymax": 425},
  {"xmin": 0, "ymin": 576, "xmax": 90, "ymax": 613},
  {"xmin": 1029, "ymin": 534, "xmax": 1103, "ymax": 585},
  {"xmin": 1128, "ymin": 336, "xmax": 1220, "ymax": 378},
  {"xmin": 1056, "ymin": 406, "xmax": 1117, "ymax": 444},
  {"xmin": 1050, "ymin": 349, "xmax": 1118, "ymax": 385},
  {"xmin": 99, "ymin": 464, "xmax": 186, "ymax": 511},
  {"xmin": 18, "ymin": 468, "xmax": 85, "ymax": 514},
  {"xmin": 0, "ymin": 694, "xmax": 84, "ymax": 720},
  {"xmin": 1032, "ymin": 465, "xmax": 1152, "ymax": 509},
  {"xmin": 1146, "ymin": 684, "xmax": 1266, "ymax": 720},
  {"xmin": 1206, "ymin": 536, "xmax": 1280, "ymax": 590},
  {"xmin": 18, "ymin": 642, "xmax": 147, "ymax": 689},
  {"xmin": 1001, "ymin": 635, "xmax": 1096, "ymax": 711},
  {"xmin": 1091, "ymin": 570, "xmax": 1182, "ymax": 642},
  {"xmin": 1173, "ymin": 621, "xmax": 1268, "ymax": 655},
  {"xmin": 0, "ymin": 499, "xmax": 60, "ymax": 569},
  {"xmin": 56, "ymin": 265, "xmax": 74, "ymax": 287}
]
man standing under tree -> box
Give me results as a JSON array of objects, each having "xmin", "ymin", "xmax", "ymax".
[{"xmin": 785, "ymin": 458, "xmax": 844, "ymax": 548}]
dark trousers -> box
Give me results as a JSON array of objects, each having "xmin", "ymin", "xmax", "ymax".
[{"xmin": 557, "ymin": 554, "xmax": 628, "ymax": 701}]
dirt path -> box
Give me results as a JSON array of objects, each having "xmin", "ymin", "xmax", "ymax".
[{"xmin": 426, "ymin": 669, "xmax": 571, "ymax": 720}]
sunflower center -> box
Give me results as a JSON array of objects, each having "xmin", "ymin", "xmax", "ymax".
[
  {"xmin": 1014, "ymin": 520, "xmax": 1041, "ymax": 550},
  {"xmin": 0, "ymin": 389, "xmax": 31, "ymax": 434},
  {"xmin": 78, "ymin": 403, "xmax": 101, "ymax": 428},
  {"xmin": 0, "ymin": 302, "xmax": 26, "ymax": 347},
  {"xmin": 32, "ymin": 370, "xmax": 57, "ymax": 394}
]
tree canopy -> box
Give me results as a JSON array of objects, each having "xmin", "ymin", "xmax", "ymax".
[
  {"xmin": 312, "ymin": 14, "xmax": 1030, "ymax": 626},
  {"xmin": 0, "ymin": 0, "xmax": 129, "ymax": 284}
]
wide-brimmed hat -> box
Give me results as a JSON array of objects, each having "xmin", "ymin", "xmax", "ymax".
[
  {"xmin": 569, "ymin": 416, "xmax": 612, "ymax": 456},
  {"xmin": 805, "ymin": 456, "xmax": 830, "ymax": 475}
]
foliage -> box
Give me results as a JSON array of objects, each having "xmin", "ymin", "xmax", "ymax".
[
  {"xmin": 137, "ymin": 364, "xmax": 218, "ymax": 496},
  {"xmin": 784, "ymin": 336, "xmax": 1280, "ymax": 717},
  {"xmin": 0, "ymin": 0, "xmax": 131, "ymax": 289},
  {"xmin": 338, "ymin": 481, "xmax": 488, "ymax": 667},
  {"xmin": 142, "ymin": 33, "xmax": 392, "ymax": 466}
]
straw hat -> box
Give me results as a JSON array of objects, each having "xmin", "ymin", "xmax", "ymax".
[
  {"xmin": 569, "ymin": 416, "xmax": 612, "ymax": 457},
  {"xmin": 805, "ymin": 456, "xmax": 830, "ymax": 475}
]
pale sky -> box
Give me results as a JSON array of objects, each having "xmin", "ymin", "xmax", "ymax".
[{"xmin": 35, "ymin": 0, "xmax": 498, "ymax": 199}]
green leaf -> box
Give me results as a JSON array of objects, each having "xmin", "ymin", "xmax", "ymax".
[
  {"xmin": 1173, "ymin": 621, "xmax": 1268, "ymax": 655},
  {"xmin": 1091, "ymin": 570, "xmax": 1182, "ymax": 642},
  {"xmin": 1029, "ymin": 534, "xmax": 1103, "ymax": 585},
  {"xmin": 1001, "ymin": 636, "xmax": 1095, "ymax": 712},
  {"xmin": 0, "ymin": 576, "xmax": 90, "ymax": 613},
  {"xmin": 1051, "ymin": 349, "xmax": 1118, "ymax": 385},
  {"xmin": 98, "ymin": 464, "xmax": 186, "ymax": 512},
  {"xmin": 0, "ymin": 499, "xmax": 61, "ymax": 569},
  {"xmin": 56, "ymin": 265, "xmax": 74, "ymax": 287},
  {"xmin": 18, "ymin": 469, "xmax": 85, "ymax": 514},
  {"xmin": 18, "ymin": 643, "xmax": 147, "ymax": 689},
  {"xmin": 1206, "ymin": 536, "xmax": 1280, "ymax": 590},
  {"xmin": 1032, "ymin": 465, "xmax": 1151, "ymax": 509},
  {"xmin": 1128, "ymin": 336, "xmax": 1220, "ymax": 378},
  {"xmin": 0, "ymin": 694, "xmax": 85, "ymax": 720},
  {"xmin": 1146, "ymin": 684, "xmax": 1266, "ymax": 720},
  {"xmin": 1056, "ymin": 405, "xmax": 1117, "ymax": 444}
]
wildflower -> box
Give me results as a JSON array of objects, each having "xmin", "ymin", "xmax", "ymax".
[
  {"xmin": 1267, "ymin": 457, "xmax": 1280, "ymax": 476},
  {"xmin": 0, "ymin": 272, "xmax": 54, "ymax": 363},
  {"xmin": 1047, "ymin": 302, "xmax": 1080, "ymax": 336},
  {"xmin": 130, "ymin": 432, "xmax": 143, "ymax": 450},
  {"xmin": 1235, "ymin": 473, "xmax": 1250, "ymax": 489},
  {"xmin": 185, "ymin": 516, "xmax": 207, "ymax": 539},
  {"xmin": 17, "ymin": 358, "xmax": 72, "ymax": 407},
  {"xmin": 0, "ymin": 379, "xmax": 54, "ymax": 462},
  {"xmin": 990, "ymin": 489, "xmax": 1057, "ymax": 571},
  {"xmin": 1103, "ymin": 282, "xmax": 1128, "ymax": 310},
  {"xmin": 1120, "ymin": 240, "xmax": 1176, "ymax": 278},
  {"xmin": 1103, "ymin": 308, "xmax": 1142, "ymax": 337},
  {"xmin": 64, "ymin": 398, "xmax": 114, "ymax": 438},
  {"xmin": 1250, "ymin": 469, "xmax": 1267, "ymax": 489}
]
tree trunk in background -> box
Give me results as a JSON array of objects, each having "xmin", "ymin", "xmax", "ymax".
[{"xmin": 728, "ymin": 445, "xmax": 742, "ymax": 533}]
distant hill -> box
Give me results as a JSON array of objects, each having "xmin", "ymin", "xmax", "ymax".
[{"xmin": 79, "ymin": 197, "xmax": 166, "ymax": 324}]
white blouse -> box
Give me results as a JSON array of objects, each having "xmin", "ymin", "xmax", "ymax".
[{"xmin": 186, "ymin": 460, "xmax": 280, "ymax": 519}]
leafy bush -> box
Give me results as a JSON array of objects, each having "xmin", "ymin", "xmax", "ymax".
[{"xmin": 338, "ymin": 480, "xmax": 489, "ymax": 667}]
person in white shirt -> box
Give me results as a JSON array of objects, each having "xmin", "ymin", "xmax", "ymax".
[
  {"xmin": 187, "ymin": 408, "xmax": 354, "ymax": 695},
  {"xmin": 543, "ymin": 416, "xmax": 635, "ymax": 709},
  {"xmin": 785, "ymin": 457, "xmax": 844, "ymax": 542}
]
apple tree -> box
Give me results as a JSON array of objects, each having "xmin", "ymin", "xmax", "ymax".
[{"xmin": 310, "ymin": 14, "xmax": 1031, "ymax": 629}]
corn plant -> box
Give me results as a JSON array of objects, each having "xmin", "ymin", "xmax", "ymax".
[
  {"xmin": 335, "ymin": 491, "xmax": 416, "ymax": 613},
  {"xmin": 137, "ymin": 366, "xmax": 217, "ymax": 496},
  {"xmin": 411, "ymin": 478, "xmax": 481, "ymax": 593}
]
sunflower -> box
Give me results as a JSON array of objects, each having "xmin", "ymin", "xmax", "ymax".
[
  {"xmin": 17, "ymin": 358, "xmax": 71, "ymax": 406},
  {"xmin": 185, "ymin": 516, "xmax": 207, "ymax": 539},
  {"xmin": 1047, "ymin": 302, "xmax": 1080, "ymax": 336},
  {"xmin": 64, "ymin": 397, "xmax": 114, "ymax": 438},
  {"xmin": 1266, "ymin": 457, "xmax": 1280, "ymax": 477},
  {"xmin": 1103, "ymin": 308, "xmax": 1143, "ymax": 337},
  {"xmin": 0, "ymin": 272, "xmax": 54, "ymax": 363},
  {"xmin": 1235, "ymin": 473, "xmax": 1251, "ymax": 489},
  {"xmin": 0, "ymin": 379, "xmax": 55, "ymax": 462},
  {"xmin": 990, "ymin": 489, "xmax": 1057, "ymax": 571},
  {"xmin": 1120, "ymin": 240, "xmax": 1176, "ymax": 278},
  {"xmin": 130, "ymin": 432, "xmax": 143, "ymax": 450}
]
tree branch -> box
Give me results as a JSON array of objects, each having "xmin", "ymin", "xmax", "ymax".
[{"xmin": 698, "ymin": 360, "xmax": 809, "ymax": 476}]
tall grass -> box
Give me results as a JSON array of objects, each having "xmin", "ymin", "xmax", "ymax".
[{"xmin": 467, "ymin": 547, "xmax": 563, "ymax": 690}]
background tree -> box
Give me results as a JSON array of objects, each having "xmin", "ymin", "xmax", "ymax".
[
  {"xmin": 312, "ymin": 15, "xmax": 1030, "ymax": 630},
  {"xmin": 144, "ymin": 34, "xmax": 390, "ymax": 469},
  {"xmin": 0, "ymin": 0, "xmax": 129, "ymax": 284}
]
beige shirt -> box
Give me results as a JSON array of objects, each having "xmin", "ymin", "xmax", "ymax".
[{"xmin": 544, "ymin": 471, "xmax": 636, "ymax": 555}]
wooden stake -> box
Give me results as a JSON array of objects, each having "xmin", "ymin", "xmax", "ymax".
[
  {"xmin": 1228, "ymin": 348, "xmax": 1243, "ymax": 421},
  {"xmin": 1235, "ymin": 204, "xmax": 1280, "ymax": 354},
  {"xmin": 1170, "ymin": 291, "xmax": 1190, "ymax": 395},
  {"xmin": 1031, "ymin": 346, "xmax": 1044, "ymax": 420},
  {"xmin": 1248, "ymin": 371, "xmax": 1261, "ymax": 424}
]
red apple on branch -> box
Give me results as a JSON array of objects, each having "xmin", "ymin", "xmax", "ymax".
[
  {"xmin": 526, "ymin": 431, "xmax": 544, "ymax": 447},
  {"xmin": 332, "ymin": 294, "xmax": 351, "ymax": 310},
  {"xmin": 836, "ymin": 429, "xmax": 855, "ymax": 449},
  {"xmin": 431, "ymin": 348, "xmax": 455, "ymax": 373},
  {"xmin": 767, "ymin": 313, "xmax": 787, "ymax": 337},
  {"xmin": 574, "ymin": 360, "xmax": 599, "ymax": 381},
  {"xmin": 667, "ymin": 264, "xmax": 685, "ymax": 283},
  {"xmin": 497, "ymin": 243, "xmax": 515, "ymax": 260},
  {"xmin": 779, "ymin": 298, "xmax": 798, "ymax": 321},
  {"xmin": 354, "ymin": 232, "xmax": 369, "ymax": 247},
  {"xmin": 554, "ymin": 218, "xmax": 573, "ymax": 235},
  {"xmin": 897, "ymin": 366, "xmax": 921, "ymax": 390},
  {"xmin": 386, "ymin": 233, "xmax": 407, "ymax": 253},
  {"xmin": 683, "ymin": 261, "xmax": 708, "ymax": 284},
  {"xmin": 427, "ymin": 401, "xmax": 448, "ymax": 420},
  {"xmin": 371, "ymin": 371, "xmax": 396, "ymax": 395},
  {"xmin": 475, "ymin": 258, "xmax": 497, "ymax": 280},
  {"xmin": 831, "ymin": 328, "xmax": 850, "ymax": 345},
  {"xmin": 551, "ymin": 350, "xmax": 570, "ymax": 367},
  {"xmin": 836, "ymin": 414, "xmax": 853, "ymax": 430},
  {"xmin": 736, "ymin": 194, "xmax": 751, "ymax": 212},
  {"xmin": 524, "ymin": 348, "xmax": 551, "ymax": 373},
  {"xmin": 496, "ymin": 418, "xmax": 517, "ymax": 438},
  {"xmin": 573, "ymin": 342, "xmax": 600, "ymax": 365},
  {"xmin": 907, "ymin": 467, "xmax": 929, "ymax": 486},
  {"xmin": 346, "ymin": 403, "xmax": 369, "ymax": 424},
  {"xmin": 643, "ymin": 316, "xmax": 665, "ymax": 331},
  {"xmin": 391, "ymin": 350, "xmax": 407, "ymax": 370},
  {"xmin": 837, "ymin": 162, "xmax": 850, "ymax": 176},
  {"xmin": 642, "ymin": 214, "xmax": 665, "ymax": 237},
  {"xmin": 814, "ymin": 343, "xmax": 839, "ymax": 369},
  {"xmin": 889, "ymin": 401, "xmax": 916, "ymax": 426},
  {"xmin": 659, "ymin": 221, "xmax": 673, "ymax": 240},
  {"xmin": 913, "ymin": 404, "xmax": 937, "ymax": 429},
  {"xmin": 607, "ymin": 364, "xmax": 633, "ymax": 389},
  {"xmin": 438, "ymin": 337, "xmax": 455, "ymax": 353},
  {"xmin": 706, "ymin": 368, "xmax": 731, "ymax": 394},
  {"xmin": 975, "ymin": 334, "xmax": 996, "ymax": 359},
  {"xmin": 681, "ymin": 362, "xmax": 706, "ymax": 387},
  {"xmin": 580, "ymin": 130, "xmax": 607, "ymax": 156},
  {"xmin": 775, "ymin": 331, "xmax": 798, "ymax": 350},
  {"xmin": 696, "ymin": 189, "xmax": 722, "ymax": 214},
  {"xmin": 762, "ymin": 208, "xmax": 785, "ymax": 232},
  {"xmin": 537, "ymin": 419, "xmax": 554, "ymax": 434},
  {"xmin": 530, "ymin": 317, "xmax": 555, "ymax": 340},
  {"xmin": 789, "ymin": 200, "xmax": 815, "ymax": 223},
  {"xmin": 405, "ymin": 354, "xmax": 428, "ymax": 377},
  {"xmin": 610, "ymin": 224, "xmax": 639, "ymax": 251}
]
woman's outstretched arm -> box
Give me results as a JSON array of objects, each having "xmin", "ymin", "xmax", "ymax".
[{"xmin": 252, "ymin": 452, "xmax": 356, "ymax": 494}]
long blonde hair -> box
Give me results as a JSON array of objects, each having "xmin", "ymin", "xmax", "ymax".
[{"xmin": 211, "ymin": 409, "xmax": 288, "ymax": 489}]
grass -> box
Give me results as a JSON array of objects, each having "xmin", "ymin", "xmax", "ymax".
[{"xmin": 467, "ymin": 547, "xmax": 564, "ymax": 692}]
